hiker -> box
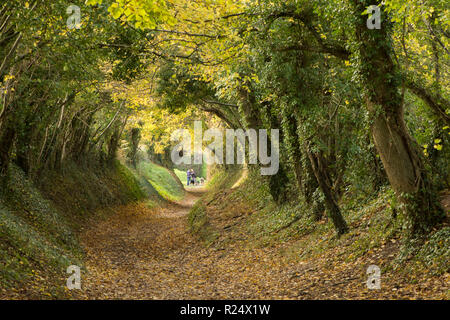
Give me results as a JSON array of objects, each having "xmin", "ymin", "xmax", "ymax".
[
  {"xmin": 190, "ymin": 169, "xmax": 196, "ymax": 186},
  {"xmin": 187, "ymin": 169, "xmax": 191, "ymax": 186}
]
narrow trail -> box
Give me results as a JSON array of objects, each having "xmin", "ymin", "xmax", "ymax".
[
  {"xmin": 79, "ymin": 188, "xmax": 302, "ymax": 299},
  {"xmin": 79, "ymin": 188, "xmax": 448, "ymax": 300},
  {"xmin": 80, "ymin": 189, "xmax": 207, "ymax": 299}
]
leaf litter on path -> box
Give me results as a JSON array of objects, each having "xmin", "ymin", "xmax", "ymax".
[{"xmin": 77, "ymin": 191, "xmax": 449, "ymax": 300}]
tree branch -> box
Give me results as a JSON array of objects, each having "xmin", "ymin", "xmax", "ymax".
[
  {"xmin": 405, "ymin": 76, "xmax": 450, "ymax": 126},
  {"xmin": 201, "ymin": 98, "xmax": 238, "ymax": 108}
]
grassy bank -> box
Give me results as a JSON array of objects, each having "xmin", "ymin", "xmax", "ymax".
[
  {"xmin": 137, "ymin": 161, "xmax": 185, "ymax": 202},
  {"xmin": 0, "ymin": 160, "xmax": 167, "ymax": 299},
  {"xmin": 188, "ymin": 166, "xmax": 243, "ymax": 245},
  {"xmin": 174, "ymin": 169, "xmax": 188, "ymax": 186}
]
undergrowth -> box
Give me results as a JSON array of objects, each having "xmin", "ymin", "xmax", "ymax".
[
  {"xmin": 0, "ymin": 160, "xmax": 151, "ymax": 299},
  {"xmin": 194, "ymin": 167, "xmax": 449, "ymax": 283}
]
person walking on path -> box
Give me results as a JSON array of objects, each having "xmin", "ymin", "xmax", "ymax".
[
  {"xmin": 187, "ymin": 169, "xmax": 191, "ymax": 186},
  {"xmin": 190, "ymin": 169, "xmax": 196, "ymax": 186}
]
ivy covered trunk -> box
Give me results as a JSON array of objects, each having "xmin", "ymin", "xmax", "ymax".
[
  {"xmin": 15, "ymin": 115, "xmax": 33, "ymax": 174},
  {"xmin": 129, "ymin": 127, "xmax": 141, "ymax": 169},
  {"xmin": 107, "ymin": 128, "xmax": 121, "ymax": 163},
  {"xmin": 306, "ymin": 148, "xmax": 348, "ymax": 235},
  {"xmin": 303, "ymin": 155, "xmax": 325, "ymax": 222},
  {"xmin": 284, "ymin": 112, "xmax": 325, "ymax": 221},
  {"xmin": 352, "ymin": 0, "xmax": 444, "ymax": 235},
  {"xmin": 238, "ymin": 84, "xmax": 290, "ymax": 204},
  {"xmin": 268, "ymin": 165, "xmax": 290, "ymax": 204},
  {"xmin": 0, "ymin": 119, "xmax": 15, "ymax": 177}
]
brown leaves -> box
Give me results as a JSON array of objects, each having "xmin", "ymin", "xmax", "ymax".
[{"xmin": 75, "ymin": 191, "xmax": 449, "ymax": 300}]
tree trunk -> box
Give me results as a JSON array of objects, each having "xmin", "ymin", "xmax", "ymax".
[
  {"xmin": 0, "ymin": 118, "xmax": 15, "ymax": 176},
  {"xmin": 15, "ymin": 116, "xmax": 33, "ymax": 174},
  {"xmin": 130, "ymin": 127, "xmax": 141, "ymax": 169},
  {"xmin": 268, "ymin": 165, "xmax": 289, "ymax": 204},
  {"xmin": 352, "ymin": 0, "xmax": 444, "ymax": 235},
  {"xmin": 238, "ymin": 85, "xmax": 290, "ymax": 204},
  {"xmin": 367, "ymin": 135, "xmax": 388, "ymax": 191},
  {"xmin": 285, "ymin": 112, "xmax": 325, "ymax": 220},
  {"xmin": 303, "ymin": 155, "xmax": 325, "ymax": 221},
  {"xmin": 306, "ymin": 148, "xmax": 348, "ymax": 235},
  {"xmin": 107, "ymin": 129, "xmax": 120, "ymax": 163}
]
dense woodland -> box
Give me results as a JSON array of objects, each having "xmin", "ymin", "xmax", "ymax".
[{"xmin": 0, "ymin": 0, "xmax": 449, "ymax": 299}]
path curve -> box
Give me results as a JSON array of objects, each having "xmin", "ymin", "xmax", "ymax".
[{"xmin": 78, "ymin": 188, "xmax": 448, "ymax": 300}]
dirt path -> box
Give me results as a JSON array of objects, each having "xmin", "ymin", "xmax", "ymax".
[
  {"xmin": 80, "ymin": 189, "xmax": 204, "ymax": 299},
  {"xmin": 79, "ymin": 189, "xmax": 448, "ymax": 300},
  {"xmin": 80, "ymin": 188, "xmax": 304, "ymax": 299}
]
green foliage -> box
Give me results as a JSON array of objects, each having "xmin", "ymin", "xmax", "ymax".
[
  {"xmin": 137, "ymin": 161, "xmax": 185, "ymax": 201},
  {"xmin": 202, "ymin": 166, "xmax": 243, "ymax": 203},
  {"xmin": 174, "ymin": 168, "xmax": 188, "ymax": 186},
  {"xmin": 413, "ymin": 227, "xmax": 450, "ymax": 275},
  {"xmin": 0, "ymin": 166, "xmax": 82, "ymax": 296},
  {"xmin": 113, "ymin": 160, "xmax": 147, "ymax": 201},
  {"xmin": 156, "ymin": 62, "xmax": 215, "ymax": 113},
  {"xmin": 0, "ymin": 204, "xmax": 80, "ymax": 297},
  {"xmin": 396, "ymin": 227, "xmax": 450, "ymax": 277},
  {"xmin": 0, "ymin": 0, "xmax": 448, "ymax": 297}
]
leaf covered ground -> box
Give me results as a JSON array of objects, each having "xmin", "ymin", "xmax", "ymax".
[{"xmin": 76, "ymin": 187, "xmax": 449, "ymax": 300}]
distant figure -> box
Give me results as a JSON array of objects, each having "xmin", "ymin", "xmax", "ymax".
[
  {"xmin": 190, "ymin": 169, "xmax": 196, "ymax": 186},
  {"xmin": 187, "ymin": 169, "xmax": 191, "ymax": 186}
]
